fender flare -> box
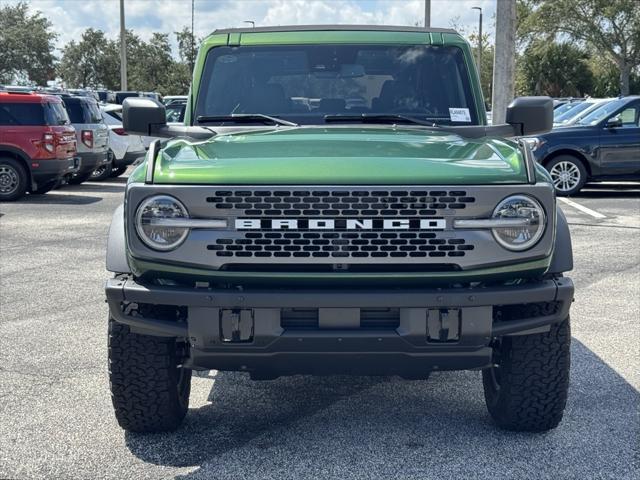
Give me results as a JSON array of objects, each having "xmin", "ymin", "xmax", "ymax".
[
  {"xmin": 106, "ymin": 205, "xmax": 131, "ymax": 273},
  {"xmin": 549, "ymin": 206, "xmax": 573, "ymax": 274}
]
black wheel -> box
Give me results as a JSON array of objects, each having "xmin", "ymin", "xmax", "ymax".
[
  {"xmin": 90, "ymin": 163, "xmax": 112, "ymax": 181},
  {"xmin": 110, "ymin": 166, "xmax": 128, "ymax": 177},
  {"xmin": 108, "ymin": 317, "xmax": 191, "ymax": 433},
  {"xmin": 67, "ymin": 170, "xmax": 94, "ymax": 185},
  {"xmin": 31, "ymin": 178, "xmax": 60, "ymax": 195},
  {"xmin": 483, "ymin": 317, "xmax": 570, "ymax": 432},
  {"xmin": 0, "ymin": 157, "xmax": 28, "ymax": 201},
  {"xmin": 545, "ymin": 155, "xmax": 587, "ymax": 196}
]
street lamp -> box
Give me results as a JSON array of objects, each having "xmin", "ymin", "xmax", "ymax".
[
  {"xmin": 472, "ymin": 6, "xmax": 483, "ymax": 74},
  {"xmin": 244, "ymin": 20, "xmax": 255, "ymax": 28}
]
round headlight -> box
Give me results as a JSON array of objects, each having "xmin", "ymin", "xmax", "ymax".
[
  {"xmin": 135, "ymin": 195, "xmax": 189, "ymax": 251},
  {"xmin": 491, "ymin": 195, "xmax": 546, "ymax": 251}
]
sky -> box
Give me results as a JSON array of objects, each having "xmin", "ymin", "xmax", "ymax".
[{"xmin": 15, "ymin": 0, "xmax": 496, "ymax": 54}]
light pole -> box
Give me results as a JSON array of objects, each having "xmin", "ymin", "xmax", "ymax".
[
  {"xmin": 191, "ymin": 0, "xmax": 195, "ymax": 74},
  {"xmin": 424, "ymin": 0, "xmax": 431, "ymax": 28},
  {"xmin": 244, "ymin": 20, "xmax": 255, "ymax": 28},
  {"xmin": 472, "ymin": 7, "xmax": 483, "ymax": 74},
  {"xmin": 119, "ymin": 0, "xmax": 127, "ymax": 91}
]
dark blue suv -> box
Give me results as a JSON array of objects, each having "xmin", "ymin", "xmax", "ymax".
[{"xmin": 523, "ymin": 96, "xmax": 640, "ymax": 195}]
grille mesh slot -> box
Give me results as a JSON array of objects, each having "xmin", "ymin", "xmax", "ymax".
[
  {"xmin": 280, "ymin": 308, "xmax": 400, "ymax": 330},
  {"xmin": 207, "ymin": 231, "xmax": 474, "ymax": 258},
  {"xmin": 207, "ymin": 189, "xmax": 475, "ymax": 216}
]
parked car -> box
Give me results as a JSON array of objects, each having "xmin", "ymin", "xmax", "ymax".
[
  {"xmin": 523, "ymin": 95, "xmax": 640, "ymax": 195},
  {"xmin": 107, "ymin": 25, "xmax": 574, "ymax": 434},
  {"xmin": 96, "ymin": 90, "xmax": 109, "ymax": 103},
  {"xmin": 0, "ymin": 91, "xmax": 77, "ymax": 200},
  {"xmin": 97, "ymin": 104, "xmax": 147, "ymax": 179},
  {"xmin": 553, "ymin": 98, "xmax": 612, "ymax": 127},
  {"xmin": 59, "ymin": 95, "xmax": 110, "ymax": 184}
]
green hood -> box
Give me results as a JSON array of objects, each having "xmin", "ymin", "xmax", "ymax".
[{"xmin": 142, "ymin": 127, "xmax": 527, "ymax": 185}]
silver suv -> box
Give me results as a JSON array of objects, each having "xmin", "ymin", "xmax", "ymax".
[{"xmin": 60, "ymin": 96, "xmax": 109, "ymax": 184}]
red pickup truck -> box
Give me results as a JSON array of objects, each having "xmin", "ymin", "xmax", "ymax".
[{"xmin": 0, "ymin": 91, "xmax": 78, "ymax": 201}]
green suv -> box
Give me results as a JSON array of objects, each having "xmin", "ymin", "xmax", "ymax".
[{"xmin": 105, "ymin": 26, "xmax": 574, "ymax": 433}]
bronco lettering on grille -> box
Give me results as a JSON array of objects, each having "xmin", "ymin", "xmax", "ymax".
[{"xmin": 235, "ymin": 218, "xmax": 447, "ymax": 230}]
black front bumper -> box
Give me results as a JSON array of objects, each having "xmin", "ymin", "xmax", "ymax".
[{"xmin": 106, "ymin": 277, "xmax": 574, "ymax": 376}]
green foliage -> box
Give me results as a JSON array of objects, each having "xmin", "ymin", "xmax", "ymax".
[
  {"xmin": 58, "ymin": 28, "xmax": 193, "ymax": 95},
  {"xmin": 524, "ymin": 0, "xmax": 640, "ymax": 95},
  {"xmin": 58, "ymin": 29, "xmax": 119, "ymax": 89},
  {"xmin": 517, "ymin": 41, "xmax": 594, "ymax": 96},
  {"xmin": 0, "ymin": 2, "xmax": 57, "ymax": 85}
]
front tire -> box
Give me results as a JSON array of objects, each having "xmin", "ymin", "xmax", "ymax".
[
  {"xmin": 108, "ymin": 317, "xmax": 191, "ymax": 433},
  {"xmin": 110, "ymin": 166, "xmax": 128, "ymax": 177},
  {"xmin": 90, "ymin": 160, "xmax": 113, "ymax": 181},
  {"xmin": 546, "ymin": 155, "xmax": 587, "ymax": 196},
  {"xmin": 482, "ymin": 317, "xmax": 570, "ymax": 432}
]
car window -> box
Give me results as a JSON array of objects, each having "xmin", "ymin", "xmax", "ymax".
[
  {"xmin": 618, "ymin": 105, "xmax": 639, "ymax": 127},
  {"xmin": 64, "ymin": 101, "xmax": 85, "ymax": 123},
  {"xmin": 44, "ymin": 102, "xmax": 70, "ymax": 125},
  {"xmin": 575, "ymin": 98, "xmax": 626, "ymax": 126},
  {"xmin": 554, "ymin": 102, "xmax": 593, "ymax": 123},
  {"xmin": 84, "ymin": 100, "xmax": 103, "ymax": 123},
  {"xmin": 195, "ymin": 44, "xmax": 479, "ymax": 125},
  {"xmin": 166, "ymin": 103, "xmax": 186, "ymax": 123},
  {"xmin": 0, "ymin": 103, "xmax": 45, "ymax": 125},
  {"xmin": 105, "ymin": 110, "xmax": 123, "ymax": 122},
  {"xmin": 553, "ymin": 102, "xmax": 582, "ymax": 119}
]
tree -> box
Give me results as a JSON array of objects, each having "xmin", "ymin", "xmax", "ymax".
[
  {"xmin": 58, "ymin": 29, "xmax": 120, "ymax": 89},
  {"xmin": 0, "ymin": 2, "xmax": 57, "ymax": 85},
  {"xmin": 517, "ymin": 41, "xmax": 594, "ymax": 96},
  {"xmin": 525, "ymin": 0, "xmax": 640, "ymax": 95},
  {"xmin": 175, "ymin": 27, "xmax": 198, "ymax": 74}
]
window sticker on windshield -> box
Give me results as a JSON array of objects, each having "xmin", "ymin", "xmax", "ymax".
[{"xmin": 449, "ymin": 108, "xmax": 471, "ymax": 123}]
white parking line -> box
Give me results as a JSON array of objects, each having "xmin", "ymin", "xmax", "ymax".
[{"xmin": 558, "ymin": 197, "xmax": 607, "ymax": 219}]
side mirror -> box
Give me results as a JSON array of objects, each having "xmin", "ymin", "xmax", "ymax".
[
  {"xmin": 506, "ymin": 96, "xmax": 553, "ymax": 136},
  {"xmin": 122, "ymin": 97, "xmax": 213, "ymax": 140},
  {"xmin": 122, "ymin": 97, "xmax": 167, "ymax": 136},
  {"xmin": 605, "ymin": 116, "xmax": 623, "ymax": 129}
]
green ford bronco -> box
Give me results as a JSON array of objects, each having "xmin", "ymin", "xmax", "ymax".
[{"xmin": 106, "ymin": 25, "xmax": 574, "ymax": 433}]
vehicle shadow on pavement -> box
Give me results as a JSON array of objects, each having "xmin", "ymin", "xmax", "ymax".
[
  {"xmin": 61, "ymin": 184, "xmax": 126, "ymax": 194},
  {"xmin": 577, "ymin": 184, "xmax": 640, "ymax": 199},
  {"xmin": 14, "ymin": 193, "xmax": 103, "ymax": 205},
  {"xmin": 124, "ymin": 339, "xmax": 639, "ymax": 479}
]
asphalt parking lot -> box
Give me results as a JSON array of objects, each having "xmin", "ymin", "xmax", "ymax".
[{"xmin": 0, "ymin": 179, "xmax": 638, "ymax": 480}]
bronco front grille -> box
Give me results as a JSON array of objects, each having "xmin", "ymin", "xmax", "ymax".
[
  {"xmin": 207, "ymin": 189, "xmax": 475, "ymax": 217},
  {"xmin": 207, "ymin": 231, "xmax": 474, "ymax": 259}
]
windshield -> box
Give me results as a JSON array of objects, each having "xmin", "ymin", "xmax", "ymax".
[
  {"xmin": 554, "ymin": 102, "xmax": 594, "ymax": 123},
  {"xmin": 553, "ymin": 102, "xmax": 582, "ymax": 119},
  {"xmin": 575, "ymin": 99, "xmax": 625, "ymax": 126},
  {"xmin": 195, "ymin": 44, "xmax": 479, "ymax": 125}
]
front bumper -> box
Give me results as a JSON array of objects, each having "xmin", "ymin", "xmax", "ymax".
[{"xmin": 106, "ymin": 276, "xmax": 574, "ymax": 376}]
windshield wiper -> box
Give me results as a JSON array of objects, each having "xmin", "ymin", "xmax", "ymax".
[
  {"xmin": 324, "ymin": 113, "xmax": 435, "ymax": 127},
  {"xmin": 197, "ymin": 114, "xmax": 298, "ymax": 126}
]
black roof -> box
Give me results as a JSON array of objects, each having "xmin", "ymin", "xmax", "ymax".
[{"xmin": 212, "ymin": 24, "xmax": 457, "ymax": 35}]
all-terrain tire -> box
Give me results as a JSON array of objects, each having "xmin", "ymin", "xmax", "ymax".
[
  {"xmin": 482, "ymin": 317, "xmax": 570, "ymax": 432},
  {"xmin": 108, "ymin": 317, "xmax": 191, "ymax": 433},
  {"xmin": 0, "ymin": 157, "xmax": 28, "ymax": 201}
]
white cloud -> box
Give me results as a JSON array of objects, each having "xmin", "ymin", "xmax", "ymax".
[{"xmin": 14, "ymin": 0, "xmax": 497, "ymax": 55}]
